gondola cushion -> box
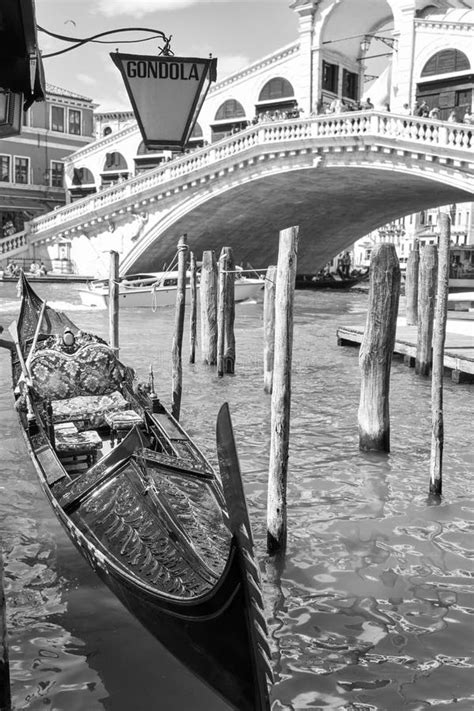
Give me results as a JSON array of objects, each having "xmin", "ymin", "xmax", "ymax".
[
  {"xmin": 29, "ymin": 342, "xmax": 132, "ymax": 428},
  {"xmin": 29, "ymin": 343, "xmax": 132, "ymax": 400},
  {"xmin": 51, "ymin": 391, "xmax": 129, "ymax": 429}
]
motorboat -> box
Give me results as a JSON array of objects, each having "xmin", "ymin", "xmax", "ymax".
[{"xmin": 79, "ymin": 268, "xmax": 264, "ymax": 309}]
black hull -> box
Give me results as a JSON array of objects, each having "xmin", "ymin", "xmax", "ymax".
[{"xmin": 23, "ymin": 414, "xmax": 270, "ymax": 711}]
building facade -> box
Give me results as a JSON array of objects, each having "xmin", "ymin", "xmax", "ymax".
[{"xmin": 0, "ymin": 84, "xmax": 95, "ymax": 244}]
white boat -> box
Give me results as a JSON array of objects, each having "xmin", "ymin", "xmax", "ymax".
[
  {"xmin": 447, "ymin": 290, "xmax": 474, "ymax": 314},
  {"xmin": 79, "ymin": 269, "xmax": 265, "ymax": 309}
]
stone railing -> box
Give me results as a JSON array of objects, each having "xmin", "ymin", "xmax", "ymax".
[
  {"xmin": 0, "ymin": 230, "xmax": 29, "ymax": 258},
  {"xmin": 2, "ymin": 110, "xmax": 473, "ymax": 258}
]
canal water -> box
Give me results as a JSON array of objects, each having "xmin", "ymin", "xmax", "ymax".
[{"xmin": 0, "ymin": 281, "xmax": 473, "ymax": 711}]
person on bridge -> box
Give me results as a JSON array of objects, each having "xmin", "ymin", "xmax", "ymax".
[
  {"xmin": 416, "ymin": 100, "xmax": 429, "ymax": 117},
  {"xmin": 429, "ymin": 106, "xmax": 440, "ymax": 119},
  {"xmin": 463, "ymin": 109, "xmax": 473, "ymax": 124}
]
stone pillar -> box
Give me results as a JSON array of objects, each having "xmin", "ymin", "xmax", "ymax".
[
  {"xmin": 291, "ymin": 1, "xmax": 316, "ymax": 114},
  {"xmin": 390, "ymin": 3, "xmax": 417, "ymax": 112}
]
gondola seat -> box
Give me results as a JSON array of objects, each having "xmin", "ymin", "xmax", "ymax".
[{"xmin": 29, "ymin": 341, "xmax": 134, "ymax": 429}]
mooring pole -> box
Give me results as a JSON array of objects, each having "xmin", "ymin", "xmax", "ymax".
[
  {"xmin": 189, "ymin": 251, "xmax": 197, "ymax": 364},
  {"xmin": 217, "ymin": 251, "xmax": 226, "ymax": 377},
  {"xmin": 0, "ymin": 543, "xmax": 11, "ymax": 711},
  {"xmin": 430, "ymin": 213, "xmax": 450, "ymax": 497},
  {"xmin": 171, "ymin": 235, "xmax": 188, "ymax": 420},
  {"xmin": 200, "ymin": 250, "xmax": 218, "ymax": 365},
  {"xmin": 108, "ymin": 250, "xmax": 120, "ymax": 354},
  {"xmin": 416, "ymin": 245, "xmax": 438, "ymax": 376},
  {"xmin": 405, "ymin": 239, "xmax": 419, "ymax": 327},
  {"xmin": 222, "ymin": 247, "xmax": 236, "ymax": 374},
  {"xmin": 267, "ymin": 226, "xmax": 299, "ymax": 555},
  {"xmin": 358, "ymin": 243, "xmax": 401, "ymax": 452},
  {"xmin": 263, "ymin": 265, "xmax": 277, "ymax": 394}
]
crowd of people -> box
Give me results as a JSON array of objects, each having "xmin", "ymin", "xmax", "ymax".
[{"xmin": 404, "ymin": 100, "xmax": 474, "ymax": 124}]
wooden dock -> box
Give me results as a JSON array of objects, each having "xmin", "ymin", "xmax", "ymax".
[{"xmin": 337, "ymin": 321, "xmax": 474, "ymax": 383}]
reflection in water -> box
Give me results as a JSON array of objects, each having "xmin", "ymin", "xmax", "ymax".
[{"xmin": 0, "ymin": 283, "xmax": 473, "ymax": 710}]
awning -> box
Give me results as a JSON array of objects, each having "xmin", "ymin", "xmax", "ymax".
[{"xmin": 0, "ymin": 0, "xmax": 46, "ymax": 107}]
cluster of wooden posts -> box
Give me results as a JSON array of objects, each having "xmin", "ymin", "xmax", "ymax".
[
  {"xmin": 108, "ymin": 234, "xmax": 245, "ymax": 421},
  {"xmin": 109, "ymin": 216, "xmax": 452, "ymax": 560},
  {"xmin": 358, "ymin": 212, "xmax": 451, "ymax": 500}
]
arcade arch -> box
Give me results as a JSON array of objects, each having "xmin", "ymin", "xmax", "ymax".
[
  {"xmin": 255, "ymin": 77, "xmax": 298, "ymax": 118},
  {"xmin": 417, "ymin": 48, "xmax": 473, "ymax": 121},
  {"xmin": 101, "ymin": 151, "xmax": 129, "ymax": 186},
  {"xmin": 211, "ymin": 99, "xmax": 247, "ymax": 142},
  {"xmin": 70, "ymin": 167, "xmax": 95, "ymax": 201}
]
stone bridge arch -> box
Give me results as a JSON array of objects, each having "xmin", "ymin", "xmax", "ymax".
[{"xmin": 121, "ymin": 132, "xmax": 473, "ymax": 274}]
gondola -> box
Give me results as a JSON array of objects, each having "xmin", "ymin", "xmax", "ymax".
[
  {"xmin": 1, "ymin": 272, "xmax": 272, "ymax": 710},
  {"xmin": 295, "ymin": 268, "xmax": 369, "ymax": 290}
]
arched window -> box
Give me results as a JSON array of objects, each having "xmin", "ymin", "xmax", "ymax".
[
  {"xmin": 101, "ymin": 152, "xmax": 129, "ymax": 186},
  {"xmin": 70, "ymin": 167, "xmax": 96, "ymax": 201},
  {"xmin": 190, "ymin": 122, "xmax": 203, "ymax": 138},
  {"xmin": 421, "ymin": 49, "xmax": 470, "ymax": 77},
  {"xmin": 103, "ymin": 126, "xmax": 112, "ymax": 137},
  {"xmin": 258, "ymin": 77, "xmax": 295, "ymax": 102},
  {"xmin": 417, "ymin": 49, "xmax": 472, "ymax": 122},
  {"xmin": 72, "ymin": 167, "xmax": 94, "ymax": 186},
  {"xmin": 214, "ymin": 100, "xmax": 246, "ymax": 121},
  {"xmin": 255, "ymin": 77, "xmax": 297, "ymax": 119},
  {"xmin": 211, "ymin": 103, "xmax": 247, "ymax": 143},
  {"xmin": 103, "ymin": 152, "xmax": 127, "ymax": 171}
]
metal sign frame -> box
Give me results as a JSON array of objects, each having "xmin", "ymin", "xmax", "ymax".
[{"xmin": 111, "ymin": 52, "xmax": 217, "ymax": 151}]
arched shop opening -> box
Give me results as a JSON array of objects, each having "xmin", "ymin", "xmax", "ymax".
[
  {"xmin": 186, "ymin": 122, "xmax": 205, "ymax": 150},
  {"xmin": 211, "ymin": 100, "xmax": 247, "ymax": 142},
  {"xmin": 70, "ymin": 167, "xmax": 96, "ymax": 201},
  {"xmin": 135, "ymin": 142, "xmax": 166, "ymax": 173},
  {"xmin": 255, "ymin": 77, "xmax": 298, "ymax": 118},
  {"xmin": 101, "ymin": 151, "xmax": 129, "ymax": 187},
  {"xmin": 417, "ymin": 49, "xmax": 472, "ymax": 121}
]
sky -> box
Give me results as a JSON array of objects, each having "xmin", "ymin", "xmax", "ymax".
[{"xmin": 35, "ymin": 0, "xmax": 299, "ymax": 112}]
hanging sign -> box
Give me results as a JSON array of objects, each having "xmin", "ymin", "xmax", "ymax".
[{"xmin": 111, "ymin": 52, "xmax": 217, "ymax": 151}]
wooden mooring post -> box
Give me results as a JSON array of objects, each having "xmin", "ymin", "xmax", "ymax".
[
  {"xmin": 430, "ymin": 213, "xmax": 450, "ymax": 497},
  {"xmin": 358, "ymin": 243, "xmax": 401, "ymax": 452},
  {"xmin": 108, "ymin": 250, "xmax": 120, "ymax": 354},
  {"xmin": 416, "ymin": 244, "xmax": 438, "ymax": 376},
  {"xmin": 217, "ymin": 247, "xmax": 236, "ymax": 376},
  {"xmin": 200, "ymin": 250, "xmax": 218, "ymax": 365},
  {"xmin": 263, "ymin": 265, "xmax": 277, "ymax": 394},
  {"xmin": 1, "ymin": 544, "xmax": 11, "ymax": 711},
  {"xmin": 267, "ymin": 226, "xmax": 299, "ymax": 555},
  {"xmin": 405, "ymin": 240, "xmax": 419, "ymax": 327},
  {"xmin": 171, "ymin": 235, "xmax": 188, "ymax": 421},
  {"xmin": 189, "ymin": 251, "xmax": 197, "ymax": 364}
]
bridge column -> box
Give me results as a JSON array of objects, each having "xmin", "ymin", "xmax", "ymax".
[
  {"xmin": 292, "ymin": 2, "xmax": 316, "ymax": 114},
  {"xmin": 390, "ymin": 4, "xmax": 417, "ymax": 112}
]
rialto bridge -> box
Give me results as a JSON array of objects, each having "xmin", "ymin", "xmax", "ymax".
[{"xmin": 1, "ymin": 110, "xmax": 473, "ymax": 276}]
